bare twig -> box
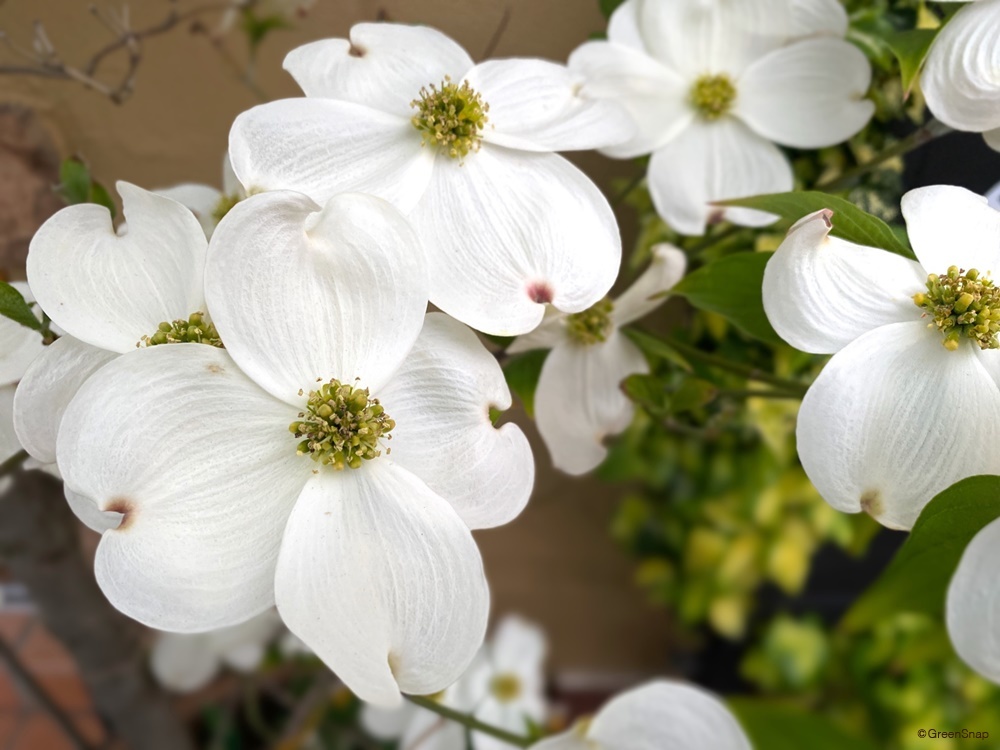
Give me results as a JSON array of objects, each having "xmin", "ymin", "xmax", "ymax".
[
  {"xmin": 0, "ymin": 0, "xmax": 247, "ymax": 104},
  {"xmin": 0, "ymin": 470, "xmax": 195, "ymax": 750},
  {"xmin": 482, "ymin": 6, "xmax": 512, "ymax": 59},
  {"xmin": 273, "ymin": 670, "xmax": 339, "ymax": 750}
]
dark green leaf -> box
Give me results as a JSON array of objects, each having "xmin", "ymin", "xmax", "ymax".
[
  {"xmin": 841, "ymin": 475, "xmax": 1000, "ymax": 632},
  {"xmin": 670, "ymin": 378, "xmax": 717, "ymax": 414},
  {"xmin": 884, "ymin": 29, "xmax": 939, "ymax": 93},
  {"xmin": 0, "ymin": 280, "xmax": 41, "ymax": 331},
  {"xmin": 672, "ymin": 252, "xmax": 782, "ymax": 344},
  {"xmin": 503, "ymin": 349, "xmax": 548, "ymax": 417},
  {"xmin": 624, "ymin": 329, "xmax": 693, "ymax": 372},
  {"xmin": 89, "ymin": 180, "xmax": 117, "ymax": 220},
  {"xmin": 598, "ymin": 0, "xmax": 626, "ymax": 18},
  {"xmin": 729, "ymin": 699, "xmax": 881, "ymax": 750},
  {"xmin": 622, "ymin": 373, "xmax": 669, "ymax": 416},
  {"xmin": 719, "ymin": 192, "xmax": 913, "ymax": 258},
  {"xmin": 58, "ymin": 158, "xmax": 92, "ymax": 206}
]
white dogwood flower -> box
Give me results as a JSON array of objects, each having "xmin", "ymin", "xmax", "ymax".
[
  {"xmin": 1, "ymin": 282, "xmax": 45, "ymax": 468},
  {"xmin": 156, "ymin": 154, "xmax": 247, "ymax": 238},
  {"xmin": 151, "ymin": 609, "xmax": 284, "ymax": 693},
  {"xmin": 946, "ymin": 516, "xmax": 1000, "ymax": 685},
  {"xmin": 922, "ymin": 0, "xmax": 1000, "ymax": 152},
  {"xmin": 55, "ymin": 190, "xmax": 535, "ymax": 706},
  {"xmin": 229, "ymin": 22, "xmax": 632, "ymax": 335},
  {"xmin": 763, "ymin": 185, "xmax": 1000, "ymax": 530},
  {"xmin": 509, "ymin": 245, "xmax": 686, "ymax": 475},
  {"xmin": 569, "ymin": 0, "xmax": 875, "ymax": 235},
  {"xmin": 13, "ymin": 183, "xmax": 209, "ymax": 497},
  {"xmin": 530, "ymin": 680, "xmax": 751, "ymax": 750}
]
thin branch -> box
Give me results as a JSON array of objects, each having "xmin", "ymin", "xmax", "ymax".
[
  {"xmin": 0, "ymin": 635, "xmax": 96, "ymax": 750},
  {"xmin": 482, "ymin": 6, "xmax": 512, "ymax": 59},
  {"xmin": 405, "ymin": 695, "xmax": 532, "ymax": 748},
  {"xmin": 272, "ymin": 670, "xmax": 338, "ymax": 750}
]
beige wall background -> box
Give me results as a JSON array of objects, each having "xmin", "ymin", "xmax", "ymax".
[{"xmin": 0, "ymin": 0, "xmax": 669, "ymax": 682}]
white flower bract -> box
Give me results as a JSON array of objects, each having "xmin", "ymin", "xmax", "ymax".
[
  {"xmin": 509, "ymin": 245, "xmax": 687, "ymax": 475},
  {"xmin": 54, "ymin": 189, "xmax": 535, "ymax": 707},
  {"xmin": 946, "ymin": 516, "xmax": 1000, "ymax": 685},
  {"xmin": 229, "ymin": 22, "xmax": 632, "ymax": 336},
  {"xmin": 762, "ymin": 185, "xmax": 1000, "ymax": 530},
  {"xmin": 568, "ymin": 0, "xmax": 875, "ymax": 236},
  {"xmin": 155, "ymin": 153, "xmax": 247, "ymax": 238}
]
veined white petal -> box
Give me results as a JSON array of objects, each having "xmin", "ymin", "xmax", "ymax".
[
  {"xmin": 378, "ymin": 314, "xmax": 534, "ymax": 530},
  {"xmin": 206, "ymin": 191, "xmax": 429, "ymax": 404},
  {"xmin": 791, "ymin": 0, "xmax": 849, "ymax": 37},
  {"xmin": 612, "ymin": 244, "xmax": 688, "ymax": 326},
  {"xmin": 647, "ymin": 118, "xmax": 792, "ymax": 236},
  {"xmin": 154, "ymin": 183, "xmax": 223, "ymax": 239},
  {"xmin": 946, "ymin": 516, "xmax": 1000, "ymax": 683},
  {"xmin": 0, "ymin": 282, "xmax": 44, "ymax": 387},
  {"xmin": 465, "ymin": 59, "xmax": 634, "ymax": 152},
  {"xmin": 797, "ymin": 321, "xmax": 1000, "ymax": 531},
  {"xmin": 568, "ymin": 41, "xmax": 693, "ymax": 159},
  {"xmin": 0, "ymin": 385, "xmax": 20, "ymax": 464},
  {"xmin": 229, "ymin": 98, "xmax": 435, "ymax": 213},
  {"xmin": 13, "ymin": 336, "xmax": 117, "ymax": 464},
  {"xmin": 65, "ymin": 487, "xmax": 123, "ymax": 535},
  {"xmin": 411, "ymin": 147, "xmax": 620, "ymax": 336},
  {"xmin": 588, "ymin": 680, "xmax": 752, "ymax": 750},
  {"xmin": 506, "ymin": 307, "xmax": 568, "ymax": 355},
  {"xmin": 150, "ymin": 632, "xmax": 220, "ymax": 693},
  {"xmin": 283, "ymin": 24, "xmax": 474, "ymax": 118},
  {"xmin": 737, "ymin": 38, "xmax": 874, "ymax": 149},
  {"xmin": 57, "ymin": 345, "xmax": 306, "ymax": 631},
  {"xmin": 922, "ymin": 0, "xmax": 1000, "ymax": 133},
  {"xmin": 274, "ymin": 462, "xmax": 489, "ymax": 707},
  {"xmin": 762, "ymin": 210, "xmax": 926, "ymax": 354},
  {"xmin": 535, "ymin": 332, "xmax": 647, "ymax": 476},
  {"xmin": 221, "ymin": 152, "xmax": 243, "ymax": 197},
  {"xmin": 27, "ymin": 182, "xmax": 207, "ymax": 354},
  {"xmin": 901, "ymin": 185, "xmax": 1000, "ymax": 276}
]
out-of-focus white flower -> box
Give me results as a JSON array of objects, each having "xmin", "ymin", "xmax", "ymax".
[
  {"xmin": 531, "ymin": 679, "xmax": 751, "ymax": 750},
  {"xmin": 569, "ymin": 0, "xmax": 875, "ymax": 236},
  {"xmin": 922, "ymin": 0, "xmax": 1000, "ymax": 152},
  {"xmin": 217, "ymin": 0, "xmax": 316, "ymax": 36},
  {"xmin": 13, "ymin": 183, "xmax": 208, "ymax": 506},
  {"xmin": 509, "ymin": 245, "xmax": 686, "ymax": 475},
  {"xmin": 151, "ymin": 609, "xmax": 283, "ymax": 693},
  {"xmin": 54, "ymin": 190, "xmax": 534, "ymax": 706},
  {"xmin": 155, "ymin": 154, "xmax": 246, "ymax": 239},
  {"xmin": 947, "ymin": 516, "xmax": 1000, "ymax": 684},
  {"xmin": 763, "ymin": 185, "xmax": 1000, "ymax": 530},
  {"xmin": 229, "ymin": 22, "xmax": 632, "ymax": 335},
  {"xmin": 361, "ymin": 615, "xmax": 548, "ymax": 750}
]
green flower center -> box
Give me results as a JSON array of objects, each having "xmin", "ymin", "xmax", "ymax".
[
  {"xmin": 914, "ymin": 266, "xmax": 1000, "ymax": 350},
  {"xmin": 489, "ymin": 673, "xmax": 522, "ymax": 703},
  {"xmin": 411, "ymin": 76, "xmax": 490, "ymax": 161},
  {"xmin": 566, "ymin": 298, "xmax": 615, "ymax": 345},
  {"xmin": 140, "ymin": 312, "xmax": 223, "ymax": 348},
  {"xmin": 690, "ymin": 74, "xmax": 737, "ymax": 120},
  {"xmin": 289, "ymin": 379, "xmax": 395, "ymax": 470},
  {"xmin": 212, "ymin": 193, "xmax": 243, "ymax": 224}
]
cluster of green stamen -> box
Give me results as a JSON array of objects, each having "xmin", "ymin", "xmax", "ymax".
[
  {"xmin": 566, "ymin": 298, "xmax": 615, "ymax": 345},
  {"xmin": 690, "ymin": 74, "xmax": 737, "ymax": 120},
  {"xmin": 139, "ymin": 312, "xmax": 223, "ymax": 348},
  {"xmin": 914, "ymin": 266, "xmax": 1000, "ymax": 350},
  {"xmin": 289, "ymin": 379, "xmax": 394, "ymax": 470},
  {"xmin": 212, "ymin": 192, "xmax": 243, "ymax": 224},
  {"xmin": 411, "ymin": 76, "xmax": 490, "ymax": 161},
  {"xmin": 489, "ymin": 673, "xmax": 523, "ymax": 703}
]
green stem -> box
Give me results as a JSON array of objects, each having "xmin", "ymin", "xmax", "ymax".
[
  {"xmin": 612, "ymin": 169, "xmax": 646, "ymax": 207},
  {"xmin": 816, "ymin": 118, "xmax": 953, "ymax": 193},
  {"xmin": 0, "ymin": 449, "xmax": 29, "ymax": 479},
  {"xmin": 405, "ymin": 695, "xmax": 532, "ymax": 748},
  {"xmin": 653, "ymin": 337, "xmax": 809, "ymax": 397}
]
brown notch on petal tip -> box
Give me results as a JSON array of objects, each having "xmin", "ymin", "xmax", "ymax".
[
  {"xmin": 207, "ymin": 363, "xmax": 225, "ymax": 374},
  {"xmin": 348, "ymin": 43, "xmax": 366, "ymax": 58},
  {"xmin": 527, "ymin": 281, "xmax": 554, "ymax": 305},
  {"xmin": 860, "ymin": 489, "xmax": 882, "ymax": 519},
  {"xmin": 818, "ymin": 208, "xmax": 834, "ymax": 228},
  {"xmin": 105, "ymin": 497, "xmax": 136, "ymax": 531}
]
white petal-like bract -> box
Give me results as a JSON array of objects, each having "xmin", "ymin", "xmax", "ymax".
[{"xmin": 946, "ymin": 516, "xmax": 1000, "ymax": 684}]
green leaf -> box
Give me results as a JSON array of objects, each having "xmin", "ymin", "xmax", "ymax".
[
  {"xmin": 719, "ymin": 192, "xmax": 913, "ymax": 258},
  {"xmin": 729, "ymin": 699, "xmax": 881, "ymax": 750},
  {"xmin": 624, "ymin": 329, "xmax": 693, "ymax": 372},
  {"xmin": 841, "ymin": 475, "xmax": 1000, "ymax": 632},
  {"xmin": 0, "ymin": 280, "xmax": 41, "ymax": 331},
  {"xmin": 598, "ymin": 0, "xmax": 626, "ymax": 18},
  {"xmin": 671, "ymin": 252, "xmax": 782, "ymax": 344},
  {"xmin": 503, "ymin": 349, "xmax": 548, "ymax": 417},
  {"xmin": 884, "ymin": 28, "xmax": 939, "ymax": 93},
  {"xmin": 89, "ymin": 180, "xmax": 117, "ymax": 220},
  {"xmin": 58, "ymin": 158, "xmax": 92, "ymax": 206}
]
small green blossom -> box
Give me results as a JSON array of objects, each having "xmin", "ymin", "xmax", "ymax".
[
  {"xmin": 140, "ymin": 312, "xmax": 223, "ymax": 348},
  {"xmin": 690, "ymin": 74, "xmax": 737, "ymax": 120},
  {"xmin": 489, "ymin": 673, "xmax": 523, "ymax": 703},
  {"xmin": 914, "ymin": 266, "xmax": 1000, "ymax": 350},
  {"xmin": 411, "ymin": 76, "xmax": 490, "ymax": 161},
  {"xmin": 290, "ymin": 379, "xmax": 394, "ymax": 470},
  {"xmin": 566, "ymin": 298, "xmax": 615, "ymax": 345}
]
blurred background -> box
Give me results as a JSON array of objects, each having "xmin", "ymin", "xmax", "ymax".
[{"xmin": 1, "ymin": 0, "xmax": 1000, "ymax": 748}]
